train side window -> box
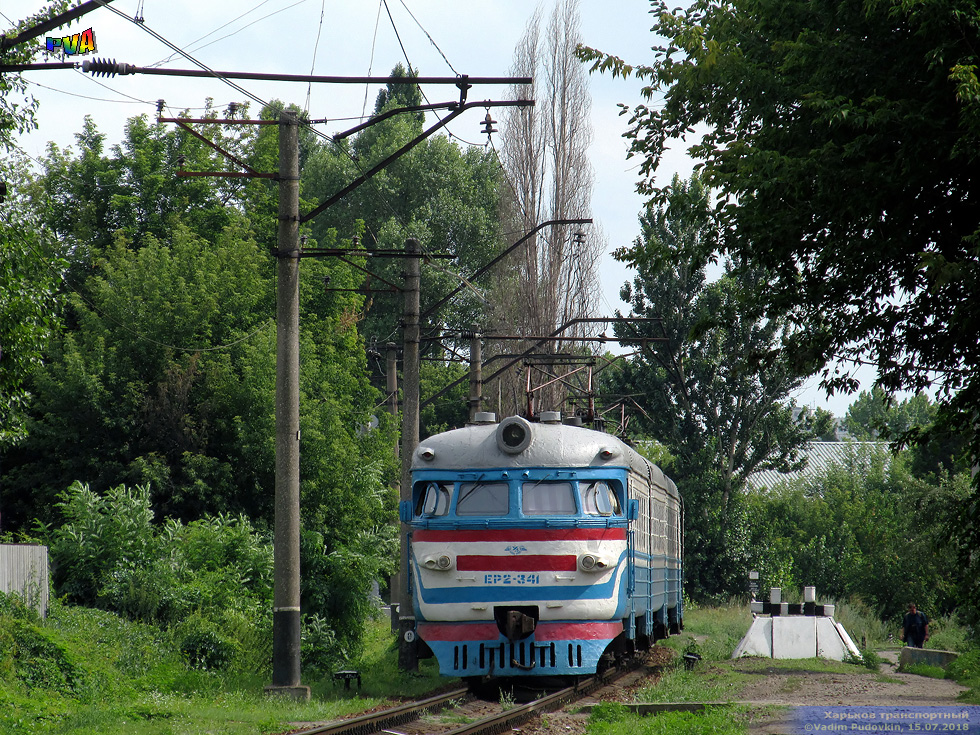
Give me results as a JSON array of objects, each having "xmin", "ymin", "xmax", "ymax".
[
  {"xmin": 456, "ymin": 482, "xmax": 509, "ymax": 516},
  {"xmin": 581, "ymin": 481, "xmax": 622, "ymax": 516},
  {"xmin": 522, "ymin": 481, "xmax": 576, "ymax": 515},
  {"xmin": 417, "ymin": 482, "xmax": 452, "ymax": 517}
]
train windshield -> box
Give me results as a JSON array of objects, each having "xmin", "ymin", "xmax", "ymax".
[
  {"xmin": 417, "ymin": 482, "xmax": 452, "ymax": 517},
  {"xmin": 456, "ymin": 482, "xmax": 509, "ymax": 516},
  {"xmin": 581, "ymin": 481, "xmax": 622, "ymax": 516},
  {"xmin": 522, "ymin": 481, "xmax": 576, "ymax": 515}
]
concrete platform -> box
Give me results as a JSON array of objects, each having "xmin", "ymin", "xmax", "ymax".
[{"xmin": 733, "ymin": 615, "xmax": 860, "ymax": 661}]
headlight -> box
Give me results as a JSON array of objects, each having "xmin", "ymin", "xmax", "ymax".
[
  {"xmin": 579, "ymin": 554, "xmax": 608, "ymax": 572},
  {"xmin": 423, "ymin": 554, "xmax": 454, "ymax": 571}
]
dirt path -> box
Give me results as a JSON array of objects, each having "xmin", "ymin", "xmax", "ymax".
[
  {"xmin": 741, "ymin": 650, "xmax": 971, "ymax": 734},
  {"xmin": 518, "ymin": 650, "xmax": 972, "ymax": 735},
  {"xmin": 737, "ymin": 650, "xmax": 968, "ymax": 707}
]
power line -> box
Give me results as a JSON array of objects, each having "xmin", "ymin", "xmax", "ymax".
[
  {"xmin": 361, "ymin": 0, "xmax": 385, "ymax": 120},
  {"xmin": 146, "ymin": 0, "xmax": 279, "ymax": 67},
  {"xmin": 305, "ymin": 0, "xmax": 326, "ymax": 114},
  {"xmin": 395, "ymin": 0, "xmax": 458, "ymax": 76},
  {"xmin": 88, "ymin": 0, "xmax": 273, "ymax": 110}
]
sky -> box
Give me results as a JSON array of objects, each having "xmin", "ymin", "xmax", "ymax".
[{"xmin": 3, "ymin": 0, "xmax": 871, "ymax": 415}]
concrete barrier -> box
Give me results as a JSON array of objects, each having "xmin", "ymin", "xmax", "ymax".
[{"xmin": 898, "ymin": 647, "xmax": 959, "ymax": 671}]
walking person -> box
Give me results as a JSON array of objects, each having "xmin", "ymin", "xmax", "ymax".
[{"xmin": 901, "ymin": 603, "xmax": 929, "ymax": 648}]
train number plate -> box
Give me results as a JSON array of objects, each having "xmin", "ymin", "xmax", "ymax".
[{"xmin": 484, "ymin": 573, "xmax": 540, "ymax": 585}]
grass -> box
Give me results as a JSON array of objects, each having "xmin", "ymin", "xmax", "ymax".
[
  {"xmin": 902, "ymin": 663, "xmax": 947, "ymax": 679},
  {"xmin": 587, "ymin": 702, "xmax": 748, "ymax": 735},
  {"xmin": 0, "ymin": 599, "xmax": 450, "ymax": 735}
]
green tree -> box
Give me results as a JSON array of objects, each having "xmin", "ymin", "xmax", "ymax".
[
  {"xmin": 611, "ymin": 175, "xmax": 812, "ymax": 599},
  {"xmin": 0, "ymin": 219, "xmax": 277, "ymax": 524},
  {"xmin": 844, "ymin": 387, "xmax": 933, "ymax": 441},
  {"xmin": 0, "ymin": 2, "xmax": 71, "ymax": 150},
  {"xmin": 746, "ymin": 448, "xmax": 969, "ymax": 619},
  {"xmin": 579, "ymin": 0, "xmax": 980, "ymax": 410},
  {"xmin": 0, "ymin": 3, "xmax": 72, "ymax": 447},
  {"xmin": 0, "ymin": 159, "xmax": 65, "ymax": 448},
  {"xmin": 580, "ymin": 0, "xmax": 980, "ymax": 624},
  {"xmin": 300, "ymin": 66, "xmax": 504, "ymax": 348}
]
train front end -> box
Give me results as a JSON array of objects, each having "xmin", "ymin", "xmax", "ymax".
[{"xmin": 402, "ymin": 413, "xmax": 635, "ymax": 679}]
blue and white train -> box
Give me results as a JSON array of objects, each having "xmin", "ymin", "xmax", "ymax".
[{"xmin": 399, "ymin": 412, "xmax": 683, "ymax": 679}]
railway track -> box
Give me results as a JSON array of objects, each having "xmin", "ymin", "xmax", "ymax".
[
  {"xmin": 292, "ymin": 662, "xmax": 647, "ymax": 735},
  {"xmin": 296, "ymin": 687, "xmax": 470, "ymax": 735}
]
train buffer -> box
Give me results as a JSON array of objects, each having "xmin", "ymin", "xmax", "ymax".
[{"xmin": 332, "ymin": 670, "xmax": 362, "ymax": 690}]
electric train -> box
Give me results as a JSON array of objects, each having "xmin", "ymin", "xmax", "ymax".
[{"xmin": 399, "ymin": 412, "xmax": 683, "ymax": 680}]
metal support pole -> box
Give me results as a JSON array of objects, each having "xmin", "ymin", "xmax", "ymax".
[
  {"xmin": 386, "ymin": 341, "xmax": 401, "ymax": 633},
  {"xmin": 469, "ymin": 333, "xmax": 483, "ymax": 421},
  {"xmin": 266, "ymin": 111, "xmax": 309, "ymax": 700},
  {"xmin": 398, "ymin": 238, "xmax": 421, "ymax": 671}
]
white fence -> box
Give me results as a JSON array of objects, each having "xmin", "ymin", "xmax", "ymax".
[{"xmin": 0, "ymin": 544, "xmax": 49, "ymax": 617}]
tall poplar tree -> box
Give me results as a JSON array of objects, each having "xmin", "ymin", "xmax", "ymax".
[{"xmin": 492, "ymin": 0, "xmax": 603, "ymax": 415}]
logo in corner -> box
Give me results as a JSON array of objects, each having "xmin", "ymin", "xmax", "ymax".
[{"xmin": 46, "ymin": 28, "xmax": 97, "ymax": 56}]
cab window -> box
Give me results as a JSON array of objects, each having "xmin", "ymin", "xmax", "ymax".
[
  {"xmin": 522, "ymin": 481, "xmax": 576, "ymax": 515},
  {"xmin": 416, "ymin": 482, "xmax": 452, "ymax": 517},
  {"xmin": 581, "ymin": 481, "xmax": 621, "ymax": 516},
  {"xmin": 456, "ymin": 482, "xmax": 509, "ymax": 516}
]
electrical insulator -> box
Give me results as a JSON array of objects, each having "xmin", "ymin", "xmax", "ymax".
[
  {"xmin": 81, "ymin": 58, "xmax": 136, "ymax": 77},
  {"xmin": 481, "ymin": 111, "xmax": 497, "ymax": 135}
]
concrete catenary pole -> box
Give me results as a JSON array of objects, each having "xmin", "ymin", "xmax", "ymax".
[
  {"xmin": 266, "ymin": 110, "xmax": 309, "ymax": 699},
  {"xmin": 468, "ymin": 333, "xmax": 482, "ymax": 421},
  {"xmin": 398, "ymin": 237, "xmax": 421, "ymax": 671},
  {"xmin": 386, "ymin": 341, "xmax": 400, "ymax": 633}
]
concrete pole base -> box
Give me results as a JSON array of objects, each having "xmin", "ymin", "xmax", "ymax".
[{"xmin": 263, "ymin": 684, "xmax": 311, "ymax": 701}]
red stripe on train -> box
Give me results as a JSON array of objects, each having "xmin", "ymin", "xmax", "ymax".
[
  {"xmin": 417, "ymin": 623, "xmax": 500, "ymax": 641},
  {"xmin": 416, "ymin": 621, "xmax": 623, "ymax": 642},
  {"xmin": 535, "ymin": 621, "xmax": 623, "ymax": 641},
  {"xmin": 413, "ymin": 528, "xmax": 626, "ymax": 542},
  {"xmin": 456, "ymin": 554, "xmax": 577, "ymax": 572}
]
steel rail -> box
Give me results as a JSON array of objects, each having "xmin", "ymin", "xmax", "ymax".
[
  {"xmin": 441, "ymin": 665, "xmax": 626, "ymax": 735},
  {"xmin": 299, "ymin": 686, "xmax": 469, "ymax": 735}
]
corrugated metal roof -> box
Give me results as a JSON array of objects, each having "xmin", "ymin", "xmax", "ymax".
[{"xmin": 747, "ymin": 441, "xmax": 890, "ymax": 492}]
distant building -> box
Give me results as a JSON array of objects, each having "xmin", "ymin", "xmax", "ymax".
[{"xmin": 747, "ymin": 441, "xmax": 890, "ymax": 492}]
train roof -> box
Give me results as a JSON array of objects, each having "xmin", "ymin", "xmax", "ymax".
[{"xmin": 412, "ymin": 414, "xmax": 678, "ymax": 499}]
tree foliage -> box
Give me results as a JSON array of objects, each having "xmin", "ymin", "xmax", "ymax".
[
  {"xmin": 0, "ymin": 159, "xmax": 64, "ymax": 447},
  {"xmin": 0, "ymin": 2, "xmax": 72, "ymax": 150},
  {"xmin": 580, "ymin": 0, "xmax": 980, "ymax": 622},
  {"xmin": 0, "ymin": 106, "xmax": 401, "ymax": 657},
  {"xmin": 44, "ymin": 481, "xmax": 274, "ymax": 671},
  {"xmin": 579, "ymin": 0, "xmax": 980, "ymax": 432},
  {"xmin": 746, "ymin": 448, "xmax": 969, "ymax": 621},
  {"xmin": 610, "ymin": 175, "xmax": 813, "ymax": 599}
]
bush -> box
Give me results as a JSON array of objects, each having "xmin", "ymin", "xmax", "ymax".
[
  {"xmin": 926, "ymin": 613, "xmax": 971, "ymax": 653},
  {"xmin": 42, "ymin": 482, "xmax": 274, "ymax": 674},
  {"xmin": 302, "ymin": 614, "xmax": 343, "ymax": 677},
  {"xmin": 177, "ymin": 617, "xmax": 239, "ymax": 671},
  {"xmin": 945, "ymin": 650, "xmax": 980, "ymax": 684}
]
